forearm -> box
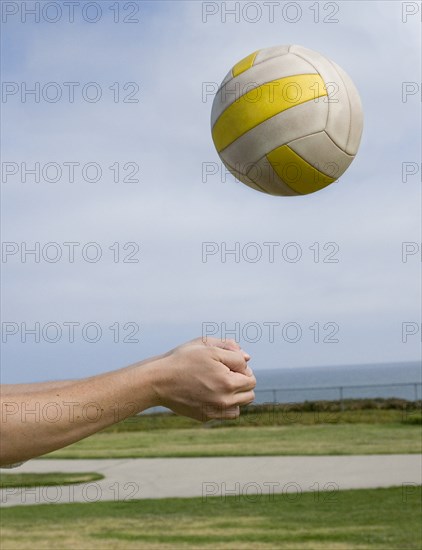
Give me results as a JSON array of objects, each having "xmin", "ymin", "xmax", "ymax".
[{"xmin": 0, "ymin": 356, "xmax": 162, "ymax": 466}]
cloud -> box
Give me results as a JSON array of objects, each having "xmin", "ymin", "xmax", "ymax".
[{"xmin": 1, "ymin": 1, "xmax": 421, "ymax": 382}]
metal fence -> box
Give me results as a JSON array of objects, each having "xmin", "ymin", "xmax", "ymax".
[
  {"xmin": 143, "ymin": 382, "xmax": 422, "ymax": 415},
  {"xmin": 254, "ymin": 382, "xmax": 422, "ymax": 408}
]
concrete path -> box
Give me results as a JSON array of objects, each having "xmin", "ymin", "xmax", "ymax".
[{"xmin": 1, "ymin": 455, "xmax": 421, "ymax": 507}]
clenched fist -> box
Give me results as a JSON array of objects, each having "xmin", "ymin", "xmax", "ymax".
[{"xmin": 149, "ymin": 337, "xmax": 256, "ymax": 420}]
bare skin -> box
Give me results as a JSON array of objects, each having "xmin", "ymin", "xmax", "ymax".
[{"xmin": 0, "ymin": 338, "xmax": 255, "ymax": 466}]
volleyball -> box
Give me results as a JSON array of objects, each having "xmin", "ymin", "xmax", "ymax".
[{"xmin": 211, "ymin": 45, "xmax": 364, "ymax": 196}]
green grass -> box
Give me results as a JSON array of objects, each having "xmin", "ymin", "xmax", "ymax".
[
  {"xmin": 0, "ymin": 472, "xmax": 104, "ymax": 489},
  {"xmin": 44, "ymin": 423, "xmax": 421, "ymax": 459},
  {"xmin": 104, "ymin": 403, "xmax": 421, "ymax": 432},
  {"xmin": 1, "ymin": 486, "xmax": 421, "ymax": 549}
]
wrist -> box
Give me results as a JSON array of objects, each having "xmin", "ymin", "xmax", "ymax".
[{"xmin": 138, "ymin": 355, "xmax": 167, "ymax": 409}]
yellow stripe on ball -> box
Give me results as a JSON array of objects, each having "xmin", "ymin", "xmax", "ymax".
[
  {"xmin": 212, "ymin": 74, "xmax": 327, "ymax": 153},
  {"xmin": 232, "ymin": 51, "xmax": 259, "ymax": 77},
  {"xmin": 267, "ymin": 144, "xmax": 336, "ymax": 195}
]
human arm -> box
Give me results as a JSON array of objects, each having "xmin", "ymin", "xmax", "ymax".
[{"xmin": 0, "ymin": 338, "xmax": 255, "ymax": 466}]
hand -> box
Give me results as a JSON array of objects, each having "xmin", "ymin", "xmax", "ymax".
[
  {"xmin": 166, "ymin": 336, "xmax": 253, "ymax": 376},
  {"xmin": 151, "ymin": 338, "xmax": 256, "ymax": 421}
]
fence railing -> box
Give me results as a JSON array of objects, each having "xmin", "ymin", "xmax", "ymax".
[
  {"xmin": 254, "ymin": 382, "xmax": 422, "ymax": 408},
  {"xmin": 143, "ymin": 382, "xmax": 422, "ymax": 415}
]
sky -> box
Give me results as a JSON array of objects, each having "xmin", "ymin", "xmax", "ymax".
[{"xmin": 1, "ymin": 0, "xmax": 421, "ymax": 383}]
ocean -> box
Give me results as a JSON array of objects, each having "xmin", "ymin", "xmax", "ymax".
[{"xmin": 254, "ymin": 361, "xmax": 422, "ymax": 403}]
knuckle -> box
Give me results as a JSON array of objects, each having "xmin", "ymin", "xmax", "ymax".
[
  {"xmin": 226, "ymin": 338, "xmax": 238, "ymax": 348},
  {"xmin": 225, "ymin": 377, "xmax": 238, "ymax": 392},
  {"xmin": 219, "ymin": 397, "xmax": 232, "ymax": 410}
]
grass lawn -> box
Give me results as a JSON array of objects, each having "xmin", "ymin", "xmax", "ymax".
[
  {"xmin": 104, "ymin": 407, "xmax": 421, "ymax": 432},
  {"xmin": 0, "ymin": 472, "xmax": 103, "ymax": 489},
  {"xmin": 44, "ymin": 423, "xmax": 421, "ymax": 459},
  {"xmin": 1, "ymin": 486, "xmax": 421, "ymax": 549}
]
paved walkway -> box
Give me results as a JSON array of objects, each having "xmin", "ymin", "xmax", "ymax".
[{"xmin": 1, "ymin": 455, "xmax": 421, "ymax": 507}]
